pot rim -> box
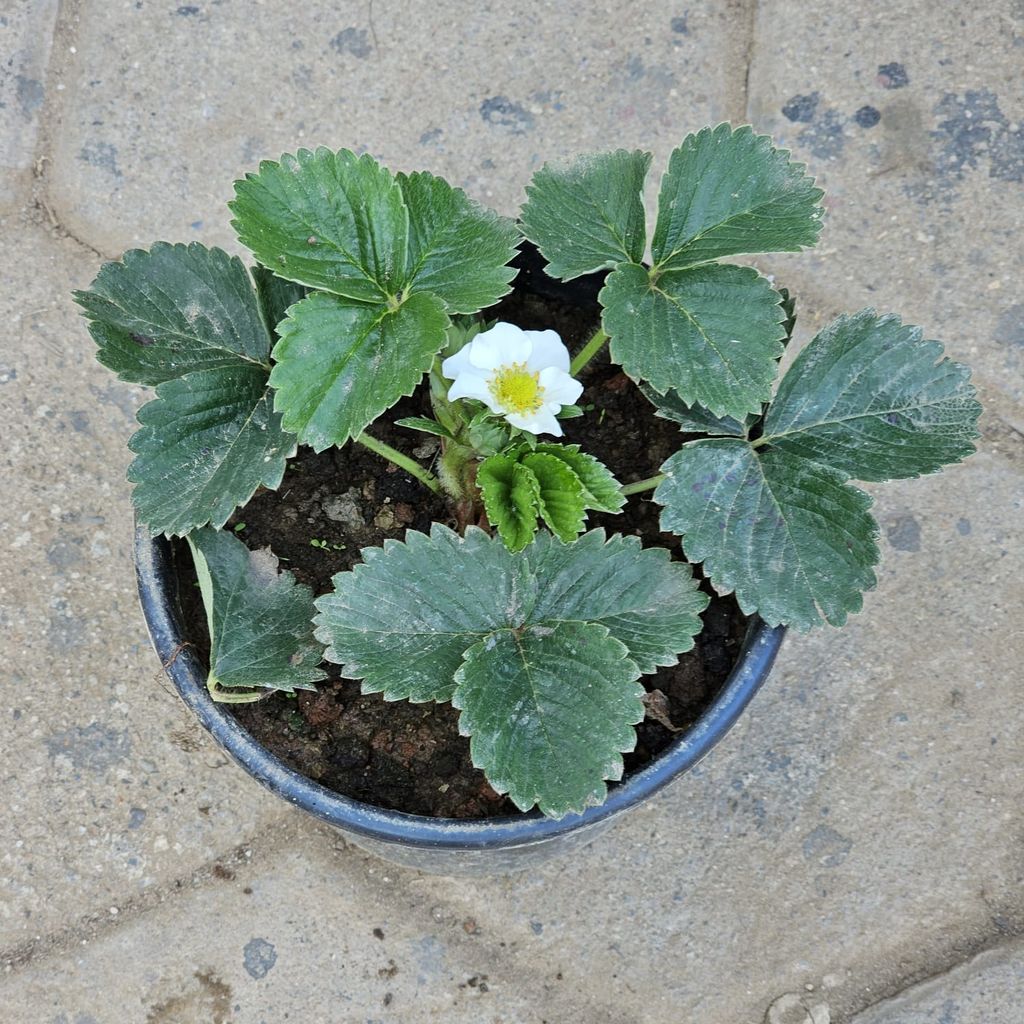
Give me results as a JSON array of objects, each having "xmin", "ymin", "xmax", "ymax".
[{"xmin": 135, "ymin": 524, "xmax": 785, "ymax": 851}]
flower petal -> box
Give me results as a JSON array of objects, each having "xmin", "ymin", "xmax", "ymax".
[
  {"xmin": 448, "ymin": 371, "xmax": 499, "ymax": 410},
  {"xmin": 507, "ymin": 407, "xmax": 564, "ymax": 437},
  {"xmin": 538, "ymin": 367, "xmax": 584, "ymax": 407},
  {"xmin": 469, "ymin": 322, "xmax": 531, "ymax": 369},
  {"xmin": 524, "ymin": 329, "xmax": 571, "ymax": 373},
  {"xmin": 441, "ymin": 342, "xmax": 476, "ymax": 381}
]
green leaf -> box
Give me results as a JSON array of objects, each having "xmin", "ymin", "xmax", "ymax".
[
  {"xmin": 602, "ymin": 261, "xmax": 786, "ymax": 420},
  {"xmin": 639, "ymin": 382, "xmax": 751, "ymax": 436},
  {"xmin": 74, "ymin": 242, "xmax": 272, "ymax": 386},
  {"xmin": 651, "ymin": 124, "xmax": 824, "ymax": 271},
  {"xmin": 453, "ymin": 622, "xmax": 644, "ymax": 817},
  {"xmin": 532, "ymin": 444, "xmax": 626, "ymax": 513},
  {"xmin": 394, "ymin": 416, "xmax": 455, "ymax": 439},
  {"xmin": 521, "ymin": 149, "xmax": 652, "ymax": 280},
  {"xmin": 269, "ymin": 291, "xmax": 450, "ymax": 451},
  {"xmin": 252, "ymin": 265, "xmax": 306, "ymax": 339},
  {"xmin": 477, "ymin": 454, "xmax": 540, "ymax": 553},
  {"xmin": 74, "ymin": 243, "xmax": 296, "ymax": 536},
  {"xmin": 187, "ymin": 527, "xmax": 325, "ymax": 693},
  {"xmin": 230, "ymin": 147, "xmax": 409, "ymax": 303},
  {"xmin": 129, "ymin": 364, "xmax": 295, "ymax": 537},
  {"xmin": 526, "ymin": 530, "xmax": 709, "ymax": 674},
  {"xmin": 315, "ymin": 525, "xmax": 705, "ymax": 815},
  {"xmin": 762, "ymin": 310, "xmax": 981, "ymax": 481},
  {"xmin": 396, "ymin": 170, "xmax": 520, "ymax": 313},
  {"xmin": 466, "ymin": 409, "xmax": 514, "ymax": 456},
  {"xmin": 314, "ymin": 526, "xmax": 532, "ymax": 703},
  {"xmin": 655, "ymin": 438, "xmax": 879, "ymax": 630},
  {"xmin": 521, "ymin": 452, "xmax": 587, "ymax": 543}
]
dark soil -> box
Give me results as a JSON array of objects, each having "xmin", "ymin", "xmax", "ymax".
[{"xmin": 171, "ymin": 275, "xmax": 748, "ymax": 819}]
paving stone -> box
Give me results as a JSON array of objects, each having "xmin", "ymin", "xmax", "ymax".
[
  {"xmin": 0, "ymin": 221, "xmax": 289, "ymax": 956},
  {"xmin": 44, "ymin": 0, "xmax": 753, "ymax": 256},
  {"xmin": 851, "ymin": 939, "xmax": 1024, "ymax": 1023},
  {"xmin": 745, "ymin": 0, "xmax": 1024, "ymax": 415},
  {"xmin": 0, "ymin": 0, "xmax": 59, "ymax": 211}
]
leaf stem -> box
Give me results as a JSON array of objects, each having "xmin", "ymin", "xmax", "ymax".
[
  {"xmin": 620, "ymin": 474, "xmax": 665, "ymax": 497},
  {"xmin": 570, "ymin": 327, "xmax": 609, "ymax": 376},
  {"xmin": 356, "ymin": 432, "xmax": 442, "ymax": 494}
]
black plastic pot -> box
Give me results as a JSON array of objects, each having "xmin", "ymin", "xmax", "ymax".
[{"xmin": 132, "ymin": 245, "xmax": 786, "ymax": 875}]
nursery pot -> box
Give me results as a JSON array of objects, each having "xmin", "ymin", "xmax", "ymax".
[{"xmin": 133, "ymin": 245, "xmax": 787, "ymax": 876}]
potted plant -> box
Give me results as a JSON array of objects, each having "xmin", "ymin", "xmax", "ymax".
[{"xmin": 75, "ymin": 125, "xmax": 980, "ymax": 875}]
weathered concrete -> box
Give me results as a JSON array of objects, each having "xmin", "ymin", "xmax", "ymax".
[
  {"xmin": 2, "ymin": 0, "xmax": 1024, "ymax": 1021},
  {"xmin": 852, "ymin": 939, "xmax": 1024, "ymax": 1024}
]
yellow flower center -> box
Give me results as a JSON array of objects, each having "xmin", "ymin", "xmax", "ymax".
[{"xmin": 489, "ymin": 362, "xmax": 544, "ymax": 414}]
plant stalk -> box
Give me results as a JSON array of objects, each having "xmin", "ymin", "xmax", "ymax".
[
  {"xmin": 355, "ymin": 432, "xmax": 442, "ymax": 494},
  {"xmin": 620, "ymin": 474, "xmax": 665, "ymax": 497},
  {"xmin": 570, "ymin": 327, "xmax": 609, "ymax": 376}
]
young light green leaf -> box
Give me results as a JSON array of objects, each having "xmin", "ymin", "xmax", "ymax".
[
  {"xmin": 396, "ymin": 170, "xmax": 520, "ymax": 313},
  {"xmin": 651, "ymin": 124, "xmax": 824, "ymax": 271},
  {"xmin": 639, "ymin": 382, "xmax": 751, "ymax": 436},
  {"xmin": 230, "ymin": 148, "xmax": 408, "ymax": 303},
  {"xmin": 521, "ymin": 452, "xmax": 587, "ymax": 543},
  {"xmin": 74, "ymin": 242, "xmax": 272, "ymax": 386},
  {"xmin": 602, "ymin": 262, "xmax": 786, "ymax": 420},
  {"xmin": 453, "ymin": 622, "xmax": 644, "ymax": 817},
  {"xmin": 394, "ymin": 416, "xmax": 455, "ymax": 439},
  {"xmin": 532, "ymin": 444, "xmax": 626, "ymax": 513},
  {"xmin": 655, "ymin": 439, "xmax": 879, "ymax": 630},
  {"xmin": 187, "ymin": 527, "xmax": 325, "ymax": 693},
  {"xmin": 520, "ymin": 149, "xmax": 653, "ymax": 280},
  {"xmin": 129, "ymin": 365, "xmax": 295, "ymax": 537},
  {"xmin": 315, "ymin": 525, "xmax": 706, "ymax": 814},
  {"xmin": 269, "ymin": 291, "xmax": 449, "ymax": 451},
  {"xmin": 314, "ymin": 526, "xmax": 533, "ymax": 703},
  {"xmin": 252, "ymin": 265, "xmax": 306, "ymax": 339},
  {"xmin": 477, "ymin": 454, "xmax": 541, "ymax": 553},
  {"xmin": 762, "ymin": 310, "xmax": 981, "ymax": 480}
]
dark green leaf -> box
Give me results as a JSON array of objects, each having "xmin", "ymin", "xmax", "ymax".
[
  {"xmin": 477, "ymin": 454, "xmax": 540, "ymax": 553},
  {"xmin": 187, "ymin": 527, "xmax": 325, "ymax": 692},
  {"xmin": 314, "ymin": 526, "xmax": 532, "ymax": 703},
  {"xmin": 269, "ymin": 291, "xmax": 450, "ymax": 451},
  {"xmin": 396, "ymin": 170, "xmax": 519, "ymax": 313},
  {"xmin": 315, "ymin": 525, "xmax": 705, "ymax": 815},
  {"xmin": 762, "ymin": 310, "xmax": 982, "ymax": 480},
  {"xmin": 651, "ymin": 124, "xmax": 824, "ymax": 270},
  {"xmin": 252, "ymin": 265, "xmax": 307, "ymax": 339},
  {"xmin": 532, "ymin": 444, "xmax": 626, "ymax": 513},
  {"xmin": 129, "ymin": 365, "xmax": 295, "ymax": 537},
  {"xmin": 74, "ymin": 242, "xmax": 271, "ymax": 386},
  {"xmin": 602, "ymin": 261, "xmax": 786, "ymax": 420},
  {"xmin": 230, "ymin": 147, "xmax": 408, "ymax": 303},
  {"xmin": 639, "ymin": 382, "xmax": 751, "ymax": 436},
  {"xmin": 521, "ymin": 149, "xmax": 653, "ymax": 280},
  {"xmin": 655, "ymin": 439, "xmax": 879, "ymax": 630},
  {"xmin": 521, "ymin": 452, "xmax": 587, "ymax": 543},
  {"xmin": 453, "ymin": 622, "xmax": 644, "ymax": 817}
]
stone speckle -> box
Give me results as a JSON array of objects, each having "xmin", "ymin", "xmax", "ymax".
[
  {"xmin": 242, "ymin": 938, "xmax": 278, "ymax": 979},
  {"xmin": 782, "ymin": 92, "xmax": 820, "ymax": 123},
  {"xmin": 331, "ymin": 27, "xmax": 372, "ymax": 59},
  {"xmin": 479, "ymin": 96, "xmax": 534, "ymax": 134},
  {"xmin": 877, "ymin": 62, "xmax": 910, "ymax": 89},
  {"xmin": 886, "ymin": 513, "xmax": 922, "ymax": 552},
  {"xmin": 854, "ymin": 104, "xmax": 881, "ymax": 128}
]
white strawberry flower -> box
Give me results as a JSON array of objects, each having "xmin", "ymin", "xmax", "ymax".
[{"xmin": 441, "ymin": 322, "xmax": 583, "ymax": 437}]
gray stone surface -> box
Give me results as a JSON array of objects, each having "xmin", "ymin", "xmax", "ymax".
[
  {"xmin": 852, "ymin": 940, "xmax": 1024, "ymax": 1023},
  {"xmin": 1, "ymin": 1, "xmax": 1023, "ymax": 1021}
]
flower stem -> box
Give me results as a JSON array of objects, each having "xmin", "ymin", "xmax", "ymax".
[
  {"xmin": 570, "ymin": 327, "xmax": 609, "ymax": 376},
  {"xmin": 620, "ymin": 474, "xmax": 666, "ymax": 497},
  {"xmin": 355, "ymin": 432, "xmax": 442, "ymax": 494}
]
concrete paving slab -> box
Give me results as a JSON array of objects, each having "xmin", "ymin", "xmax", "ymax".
[
  {"xmin": 0, "ymin": 220, "xmax": 289, "ymax": 957},
  {"xmin": 851, "ymin": 939, "xmax": 1024, "ymax": 1024},
  {"xmin": 0, "ymin": 0, "xmax": 59, "ymax": 211},
  {"xmin": 44, "ymin": 0, "xmax": 754, "ymax": 256}
]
